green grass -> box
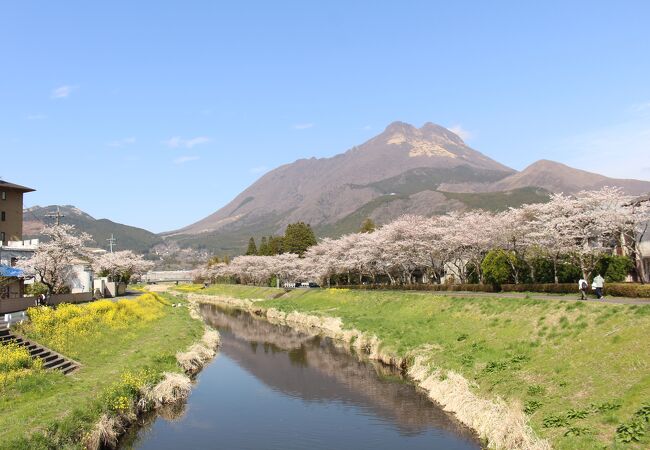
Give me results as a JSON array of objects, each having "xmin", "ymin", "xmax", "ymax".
[
  {"xmin": 194, "ymin": 284, "xmax": 650, "ymax": 449},
  {"xmin": 0, "ymin": 292, "xmax": 204, "ymax": 448},
  {"xmin": 173, "ymin": 283, "xmax": 292, "ymax": 300}
]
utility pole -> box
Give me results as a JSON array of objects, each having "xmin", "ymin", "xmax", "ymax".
[
  {"xmin": 107, "ymin": 234, "xmax": 117, "ymax": 253},
  {"xmin": 44, "ymin": 206, "xmax": 65, "ymax": 225}
]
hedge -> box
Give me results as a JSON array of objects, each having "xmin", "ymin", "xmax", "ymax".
[{"xmin": 347, "ymin": 283, "xmax": 495, "ymax": 292}]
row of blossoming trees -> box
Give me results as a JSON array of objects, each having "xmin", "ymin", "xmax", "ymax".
[
  {"xmin": 195, "ymin": 187, "xmax": 649, "ymax": 287},
  {"xmin": 17, "ymin": 224, "xmax": 154, "ymax": 295}
]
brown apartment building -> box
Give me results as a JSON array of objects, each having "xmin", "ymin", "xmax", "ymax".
[{"xmin": 0, "ymin": 180, "xmax": 35, "ymax": 245}]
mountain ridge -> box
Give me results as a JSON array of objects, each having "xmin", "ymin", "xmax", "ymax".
[{"xmin": 23, "ymin": 205, "xmax": 163, "ymax": 254}]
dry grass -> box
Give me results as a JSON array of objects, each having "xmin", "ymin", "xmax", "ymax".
[
  {"xmin": 84, "ymin": 413, "xmax": 125, "ymax": 450},
  {"xmin": 145, "ymin": 372, "xmax": 192, "ymax": 408},
  {"xmin": 175, "ymin": 328, "xmax": 220, "ymax": 374},
  {"xmin": 409, "ymin": 356, "xmax": 551, "ymax": 450}
]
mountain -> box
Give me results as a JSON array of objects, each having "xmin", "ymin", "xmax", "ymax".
[
  {"xmin": 23, "ymin": 205, "xmax": 163, "ymax": 254},
  {"xmin": 165, "ymin": 121, "xmax": 650, "ymax": 254},
  {"xmin": 488, "ymin": 159, "xmax": 650, "ymax": 194}
]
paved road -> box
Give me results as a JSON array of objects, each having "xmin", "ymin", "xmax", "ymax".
[{"xmin": 405, "ymin": 290, "xmax": 650, "ymax": 305}]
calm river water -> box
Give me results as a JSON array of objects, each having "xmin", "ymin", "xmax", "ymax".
[{"xmin": 121, "ymin": 304, "xmax": 480, "ymax": 449}]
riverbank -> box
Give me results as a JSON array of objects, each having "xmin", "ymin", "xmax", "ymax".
[
  {"xmin": 182, "ymin": 284, "xmax": 650, "ymax": 450},
  {"xmin": 0, "ymin": 292, "xmax": 215, "ymax": 449}
]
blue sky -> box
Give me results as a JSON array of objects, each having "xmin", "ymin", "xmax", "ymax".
[{"xmin": 2, "ymin": 1, "xmax": 650, "ymax": 233}]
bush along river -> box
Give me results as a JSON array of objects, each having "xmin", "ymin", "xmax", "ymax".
[{"xmin": 120, "ymin": 304, "xmax": 480, "ymax": 449}]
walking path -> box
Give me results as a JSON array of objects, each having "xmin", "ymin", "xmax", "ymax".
[{"xmin": 406, "ymin": 290, "xmax": 650, "ymax": 305}]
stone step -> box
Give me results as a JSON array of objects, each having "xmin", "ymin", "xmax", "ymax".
[
  {"xmin": 0, "ymin": 330, "xmax": 80, "ymax": 375},
  {"xmin": 44, "ymin": 358, "xmax": 66, "ymax": 369}
]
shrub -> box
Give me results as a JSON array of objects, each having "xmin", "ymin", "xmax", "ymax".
[
  {"xmin": 25, "ymin": 282, "xmax": 48, "ymax": 297},
  {"xmin": 566, "ymin": 408, "xmax": 589, "ymax": 419},
  {"xmin": 543, "ymin": 414, "xmax": 569, "ymax": 428},
  {"xmin": 481, "ymin": 249, "xmax": 517, "ymax": 286},
  {"xmin": 524, "ymin": 400, "xmax": 542, "ymax": 414},
  {"xmin": 616, "ymin": 421, "xmax": 645, "ymax": 443},
  {"xmin": 595, "ymin": 255, "xmax": 634, "ymax": 283}
]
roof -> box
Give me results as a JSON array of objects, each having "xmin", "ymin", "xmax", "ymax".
[
  {"xmin": 0, "ymin": 180, "xmax": 35, "ymax": 193},
  {"xmin": 0, "ymin": 265, "xmax": 25, "ymax": 277}
]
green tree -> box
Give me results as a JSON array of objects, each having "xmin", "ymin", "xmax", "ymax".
[
  {"xmin": 481, "ymin": 249, "xmax": 517, "ymax": 287},
  {"xmin": 268, "ymin": 236, "xmax": 284, "ymax": 255},
  {"xmin": 595, "ymin": 254, "xmax": 634, "ymax": 282},
  {"xmin": 360, "ymin": 218, "xmax": 376, "ymax": 233},
  {"xmin": 284, "ymin": 222, "xmax": 317, "ymax": 256},
  {"xmin": 245, "ymin": 237, "xmax": 258, "ymax": 255},
  {"xmin": 258, "ymin": 236, "xmax": 269, "ymax": 256}
]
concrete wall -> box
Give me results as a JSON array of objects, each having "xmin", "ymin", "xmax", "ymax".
[
  {"xmin": 69, "ymin": 263, "xmax": 94, "ymax": 293},
  {"xmin": 0, "ymin": 292, "xmax": 94, "ymax": 314},
  {"xmin": 93, "ymin": 277, "xmax": 126, "ymax": 298}
]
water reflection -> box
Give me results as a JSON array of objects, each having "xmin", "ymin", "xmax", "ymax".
[
  {"xmin": 123, "ymin": 304, "xmax": 480, "ymax": 450},
  {"xmin": 202, "ymin": 306, "xmax": 475, "ymax": 439}
]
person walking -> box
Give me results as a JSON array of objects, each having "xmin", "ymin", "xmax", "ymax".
[
  {"xmin": 578, "ymin": 277, "xmax": 589, "ymax": 300},
  {"xmin": 592, "ymin": 274, "xmax": 605, "ymax": 299}
]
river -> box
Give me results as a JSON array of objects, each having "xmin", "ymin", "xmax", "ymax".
[{"xmin": 120, "ymin": 304, "xmax": 480, "ymax": 449}]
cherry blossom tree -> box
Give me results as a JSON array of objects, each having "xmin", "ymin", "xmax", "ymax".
[
  {"xmin": 194, "ymin": 187, "xmax": 644, "ymax": 287},
  {"xmin": 93, "ymin": 250, "xmax": 155, "ymax": 284},
  {"xmin": 17, "ymin": 224, "xmax": 92, "ymax": 295}
]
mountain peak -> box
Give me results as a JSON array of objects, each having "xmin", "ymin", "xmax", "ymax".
[{"xmin": 383, "ymin": 121, "xmax": 417, "ymax": 134}]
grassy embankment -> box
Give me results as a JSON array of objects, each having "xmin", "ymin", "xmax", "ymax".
[
  {"xmin": 0, "ymin": 292, "xmax": 204, "ymax": 449},
  {"xmin": 186, "ymin": 284, "xmax": 650, "ymax": 450}
]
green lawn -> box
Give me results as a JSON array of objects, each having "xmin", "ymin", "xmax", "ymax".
[
  {"xmin": 173, "ymin": 283, "xmax": 293, "ymax": 300},
  {"xmin": 0, "ymin": 292, "xmax": 204, "ymax": 449},
  {"xmin": 194, "ymin": 284, "xmax": 650, "ymax": 449}
]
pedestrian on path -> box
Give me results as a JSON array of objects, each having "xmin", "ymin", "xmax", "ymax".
[
  {"xmin": 592, "ymin": 274, "xmax": 605, "ymax": 299},
  {"xmin": 578, "ymin": 278, "xmax": 589, "ymax": 300}
]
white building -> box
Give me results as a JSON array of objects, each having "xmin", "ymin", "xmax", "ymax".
[{"xmin": 0, "ymin": 239, "xmax": 39, "ymax": 267}]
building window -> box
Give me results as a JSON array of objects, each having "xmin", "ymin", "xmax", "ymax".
[
  {"xmin": 0, "ymin": 211, "xmax": 5, "ymax": 221},
  {"xmin": 1, "ymin": 191, "xmax": 5, "ymax": 200},
  {"xmin": 1, "ymin": 232, "xmax": 5, "ymax": 242}
]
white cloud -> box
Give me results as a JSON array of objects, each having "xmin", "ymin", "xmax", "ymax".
[
  {"xmin": 447, "ymin": 124, "xmax": 472, "ymax": 141},
  {"xmin": 26, "ymin": 113, "xmax": 47, "ymax": 120},
  {"xmin": 362, "ymin": 125, "xmax": 372, "ymax": 131},
  {"xmin": 173, "ymin": 155, "xmax": 200, "ymax": 164},
  {"xmin": 292, "ymin": 123, "xmax": 314, "ymax": 130},
  {"xmin": 107, "ymin": 137, "xmax": 136, "ymax": 147},
  {"xmin": 250, "ymin": 166, "xmax": 269, "ymax": 175},
  {"xmin": 163, "ymin": 136, "xmax": 211, "ymax": 148},
  {"xmin": 51, "ymin": 85, "xmax": 76, "ymax": 99}
]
